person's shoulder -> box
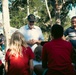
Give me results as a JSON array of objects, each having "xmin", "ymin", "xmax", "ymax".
[
  {"xmin": 27, "ymin": 46, "xmax": 32, "ymax": 50},
  {"xmin": 66, "ymin": 26, "xmax": 73, "ymax": 30},
  {"xmin": 6, "ymin": 49, "xmax": 10, "ymax": 52},
  {"xmin": 63, "ymin": 40, "xmax": 72, "ymax": 46},
  {"xmin": 43, "ymin": 41, "xmax": 50, "ymax": 47},
  {"xmin": 34, "ymin": 26, "xmax": 41, "ymax": 31},
  {"xmin": 64, "ymin": 26, "xmax": 72, "ymax": 33},
  {"xmin": 20, "ymin": 24, "xmax": 28, "ymax": 29},
  {"xmin": 34, "ymin": 25, "xmax": 39, "ymax": 28},
  {"xmin": 6, "ymin": 49, "xmax": 11, "ymax": 56},
  {"xmin": 23, "ymin": 46, "xmax": 32, "ymax": 51},
  {"xmin": 25, "ymin": 47, "xmax": 34, "ymax": 54}
]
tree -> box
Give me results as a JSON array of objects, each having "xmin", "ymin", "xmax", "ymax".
[
  {"xmin": 2, "ymin": 0, "xmax": 10, "ymax": 50},
  {"xmin": 45, "ymin": 0, "xmax": 52, "ymax": 26},
  {"xmin": 49, "ymin": 0, "xmax": 76, "ymax": 25},
  {"xmin": 7, "ymin": 0, "xmax": 76, "ymax": 41}
]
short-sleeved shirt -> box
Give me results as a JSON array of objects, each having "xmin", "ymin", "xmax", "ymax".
[
  {"xmin": 64, "ymin": 26, "xmax": 76, "ymax": 48},
  {"xmin": 42, "ymin": 38, "xmax": 75, "ymax": 75},
  {"xmin": 19, "ymin": 24, "xmax": 44, "ymax": 41},
  {"xmin": 19, "ymin": 24, "xmax": 44, "ymax": 51},
  {"xmin": 5, "ymin": 46, "xmax": 35, "ymax": 75}
]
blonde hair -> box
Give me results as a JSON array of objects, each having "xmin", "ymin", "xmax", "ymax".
[{"xmin": 9, "ymin": 31, "xmax": 28, "ymax": 57}]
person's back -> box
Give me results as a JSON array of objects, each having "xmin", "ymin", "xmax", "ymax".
[
  {"xmin": 5, "ymin": 31, "xmax": 35, "ymax": 75},
  {"xmin": 42, "ymin": 24, "xmax": 75, "ymax": 75},
  {"xmin": 42, "ymin": 39, "xmax": 75, "ymax": 75}
]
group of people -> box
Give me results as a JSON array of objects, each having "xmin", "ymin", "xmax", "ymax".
[
  {"xmin": 34, "ymin": 16, "xmax": 76, "ymax": 75},
  {"xmin": 4, "ymin": 14, "xmax": 44, "ymax": 75},
  {"xmin": 0, "ymin": 14, "xmax": 76, "ymax": 75}
]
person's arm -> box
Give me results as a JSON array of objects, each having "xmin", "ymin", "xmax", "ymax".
[
  {"xmin": 27, "ymin": 40, "xmax": 34, "ymax": 45},
  {"xmin": 32, "ymin": 39, "xmax": 42, "ymax": 44},
  {"xmin": 63, "ymin": 28, "xmax": 70, "ymax": 41},
  {"xmin": 63, "ymin": 35, "xmax": 70, "ymax": 41},
  {"xmin": 5, "ymin": 61, "xmax": 8, "ymax": 73},
  {"xmin": 29, "ymin": 59, "xmax": 34, "ymax": 75},
  {"xmin": 28, "ymin": 47, "xmax": 35, "ymax": 75},
  {"xmin": 62, "ymin": 35, "xmax": 66, "ymax": 40},
  {"xmin": 42, "ymin": 45, "xmax": 47, "ymax": 68},
  {"xmin": 27, "ymin": 39, "xmax": 42, "ymax": 45},
  {"xmin": 42, "ymin": 61, "xmax": 47, "ymax": 68},
  {"xmin": 5, "ymin": 49, "xmax": 10, "ymax": 73}
]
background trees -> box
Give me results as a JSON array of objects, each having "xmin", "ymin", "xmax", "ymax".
[{"xmin": 8, "ymin": 0, "xmax": 76, "ymax": 26}]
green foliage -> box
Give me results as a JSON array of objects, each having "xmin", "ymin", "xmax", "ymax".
[
  {"xmin": 0, "ymin": 1, "xmax": 2, "ymax": 12},
  {"xmin": 10, "ymin": 8, "xmax": 27, "ymax": 28},
  {"xmin": 63, "ymin": 16, "xmax": 71, "ymax": 30},
  {"xmin": 9, "ymin": 0, "xmax": 76, "ymax": 41},
  {"xmin": 12, "ymin": 0, "xmax": 27, "ymax": 8}
]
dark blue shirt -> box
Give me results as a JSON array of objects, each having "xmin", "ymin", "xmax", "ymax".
[{"xmin": 64, "ymin": 26, "xmax": 76, "ymax": 48}]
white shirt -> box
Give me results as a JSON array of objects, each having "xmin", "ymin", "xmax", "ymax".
[{"xmin": 19, "ymin": 24, "xmax": 44, "ymax": 51}]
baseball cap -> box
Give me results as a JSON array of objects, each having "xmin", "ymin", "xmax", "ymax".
[{"xmin": 27, "ymin": 14, "xmax": 36, "ymax": 22}]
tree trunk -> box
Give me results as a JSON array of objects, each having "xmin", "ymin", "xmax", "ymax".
[
  {"xmin": 2, "ymin": 0, "xmax": 10, "ymax": 50},
  {"xmin": 27, "ymin": 0, "xmax": 29, "ymax": 16},
  {"xmin": 45, "ymin": 0, "xmax": 52, "ymax": 26}
]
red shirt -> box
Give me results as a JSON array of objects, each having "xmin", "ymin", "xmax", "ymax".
[
  {"xmin": 5, "ymin": 46, "xmax": 34, "ymax": 75},
  {"xmin": 42, "ymin": 38, "xmax": 75, "ymax": 75},
  {"xmin": 0, "ymin": 60, "xmax": 2, "ymax": 65}
]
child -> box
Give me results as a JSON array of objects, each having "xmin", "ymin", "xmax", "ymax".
[
  {"xmin": 5, "ymin": 31, "xmax": 35, "ymax": 75},
  {"xmin": 42, "ymin": 24, "xmax": 75, "ymax": 75}
]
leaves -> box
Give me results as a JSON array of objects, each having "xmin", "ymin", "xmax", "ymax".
[{"xmin": 8, "ymin": 0, "xmax": 76, "ymax": 41}]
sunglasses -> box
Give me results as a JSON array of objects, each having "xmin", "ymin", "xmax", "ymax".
[{"xmin": 29, "ymin": 21, "xmax": 34, "ymax": 23}]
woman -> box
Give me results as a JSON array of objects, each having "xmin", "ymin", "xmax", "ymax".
[{"xmin": 5, "ymin": 31, "xmax": 35, "ymax": 75}]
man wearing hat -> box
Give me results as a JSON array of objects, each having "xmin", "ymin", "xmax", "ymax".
[{"xmin": 19, "ymin": 14, "xmax": 44, "ymax": 52}]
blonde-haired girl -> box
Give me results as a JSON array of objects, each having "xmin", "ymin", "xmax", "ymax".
[{"xmin": 5, "ymin": 31, "xmax": 34, "ymax": 75}]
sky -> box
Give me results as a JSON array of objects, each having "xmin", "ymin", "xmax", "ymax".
[{"xmin": 68, "ymin": 6, "xmax": 76, "ymax": 18}]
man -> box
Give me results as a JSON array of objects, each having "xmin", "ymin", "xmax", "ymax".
[
  {"xmin": 34, "ymin": 24, "xmax": 75, "ymax": 75},
  {"xmin": 19, "ymin": 14, "xmax": 44, "ymax": 52},
  {"xmin": 42, "ymin": 24, "xmax": 75, "ymax": 75},
  {"xmin": 64, "ymin": 16, "xmax": 76, "ymax": 48},
  {"xmin": 64, "ymin": 16, "xmax": 76, "ymax": 65}
]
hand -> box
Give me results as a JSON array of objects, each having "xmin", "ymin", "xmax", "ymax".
[
  {"xmin": 32, "ymin": 39, "xmax": 41, "ymax": 44},
  {"xmin": 27, "ymin": 39, "xmax": 41, "ymax": 45},
  {"xmin": 32, "ymin": 39, "xmax": 37, "ymax": 44},
  {"xmin": 27, "ymin": 39, "xmax": 37, "ymax": 45}
]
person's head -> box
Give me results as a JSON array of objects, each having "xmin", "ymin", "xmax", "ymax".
[
  {"xmin": 56, "ymin": 19, "xmax": 61, "ymax": 25},
  {"xmin": 9, "ymin": 31, "xmax": 28, "ymax": 56},
  {"xmin": 71, "ymin": 16, "xmax": 76, "ymax": 27},
  {"xmin": 27, "ymin": 14, "xmax": 36, "ymax": 29},
  {"xmin": 51, "ymin": 24, "xmax": 64, "ymax": 39}
]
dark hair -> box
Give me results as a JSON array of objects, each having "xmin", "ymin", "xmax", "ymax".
[
  {"xmin": 51, "ymin": 24, "xmax": 64, "ymax": 39},
  {"xmin": 71, "ymin": 16, "xmax": 76, "ymax": 20}
]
